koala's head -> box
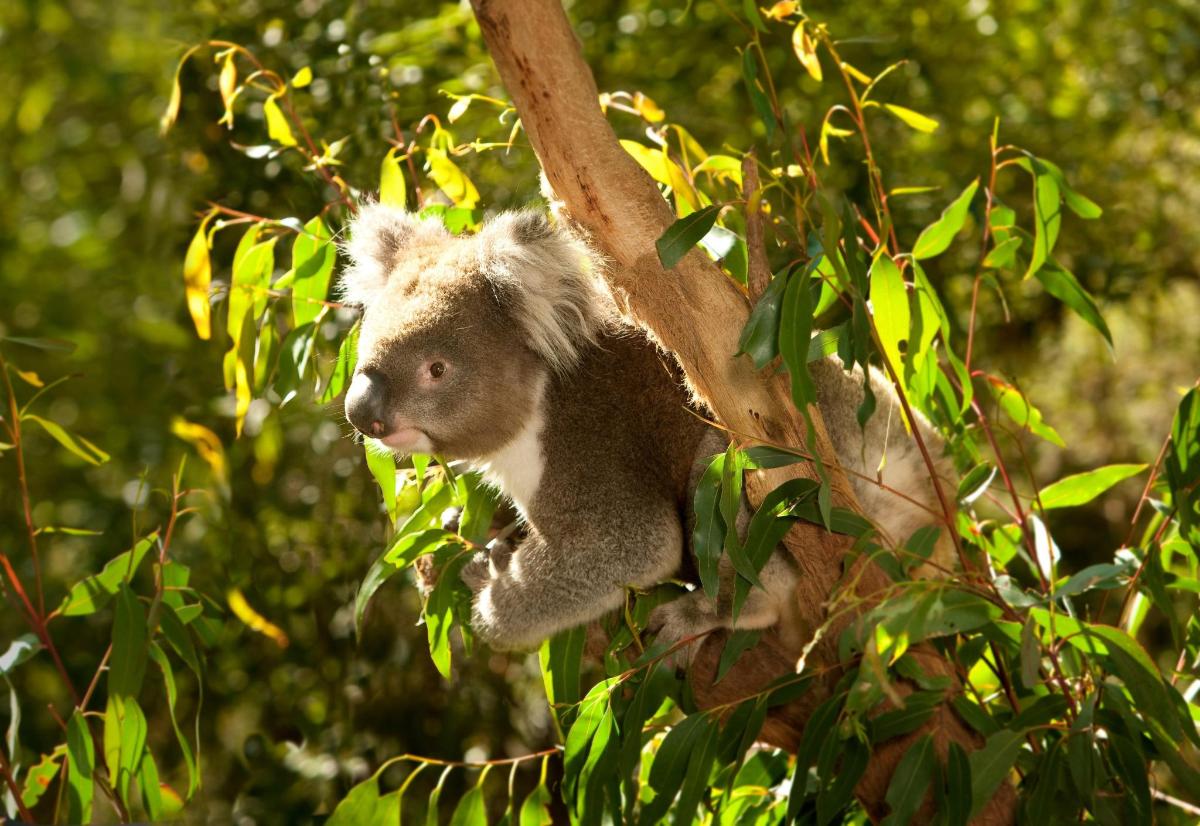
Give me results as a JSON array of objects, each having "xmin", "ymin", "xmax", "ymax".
[{"xmin": 339, "ymin": 204, "xmax": 609, "ymax": 459}]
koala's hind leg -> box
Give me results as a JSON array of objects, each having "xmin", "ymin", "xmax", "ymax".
[{"xmin": 463, "ymin": 496, "xmax": 685, "ymax": 651}]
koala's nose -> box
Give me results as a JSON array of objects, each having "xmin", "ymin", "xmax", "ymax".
[{"xmin": 345, "ymin": 371, "xmax": 391, "ymax": 438}]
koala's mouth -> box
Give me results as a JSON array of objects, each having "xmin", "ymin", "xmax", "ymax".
[{"xmin": 375, "ymin": 426, "xmax": 435, "ymax": 455}]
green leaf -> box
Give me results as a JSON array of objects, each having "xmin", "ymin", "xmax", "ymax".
[
  {"xmin": 692, "ymin": 453, "xmax": 727, "ymax": 600},
  {"xmin": 290, "ymin": 216, "xmax": 335, "ymax": 327},
  {"xmin": 912, "ymin": 179, "xmax": 978, "ymax": 260},
  {"xmin": 881, "ymin": 733, "xmax": 934, "ymax": 825},
  {"xmin": 66, "ymin": 710, "xmax": 95, "ymax": 824},
  {"xmin": 228, "ymin": 234, "xmax": 276, "ymax": 353},
  {"xmin": 737, "ymin": 269, "xmax": 788, "ymax": 368},
  {"xmin": 519, "ymin": 782, "xmax": 553, "ymax": 826},
  {"xmin": 656, "ymin": 205, "xmax": 721, "ymax": 269},
  {"xmin": 104, "ymin": 693, "xmax": 147, "ymax": 805},
  {"xmin": 320, "ymin": 320, "xmax": 359, "ymax": 402},
  {"xmin": 779, "ymin": 265, "xmax": 818, "ymax": 410},
  {"xmin": 967, "ymin": 730, "xmax": 1024, "ymax": 819},
  {"xmin": 426, "ymin": 148, "xmax": 480, "ymax": 209},
  {"xmin": 945, "ymin": 742, "xmax": 972, "ymax": 826},
  {"xmin": 356, "ymin": 529, "xmax": 454, "ymax": 638},
  {"xmin": 20, "ymin": 745, "xmax": 65, "ymax": 809},
  {"xmin": 817, "ymin": 735, "xmax": 869, "ymax": 825},
  {"xmin": 23, "ymin": 414, "xmax": 109, "ymax": 465},
  {"xmin": 641, "ymin": 713, "xmax": 717, "ymax": 826},
  {"xmin": 0, "ymin": 335, "xmax": 76, "ymax": 352},
  {"xmin": 59, "ymin": 533, "xmax": 158, "ymax": 616},
  {"xmin": 109, "ymin": 584, "xmax": 148, "ymax": 697},
  {"xmin": 365, "ymin": 444, "xmax": 398, "ymax": 523},
  {"xmin": 138, "ymin": 748, "xmax": 165, "ymax": 821},
  {"xmin": 449, "ymin": 784, "xmax": 487, "ymax": 826},
  {"xmin": 883, "ymin": 103, "xmax": 939, "ymax": 133},
  {"xmin": 328, "ymin": 777, "xmax": 400, "ymax": 826},
  {"xmin": 1166, "ymin": 388, "xmax": 1200, "ymax": 547},
  {"xmin": 563, "ymin": 678, "xmax": 616, "ymax": 798},
  {"xmin": 149, "ymin": 643, "xmax": 198, "ymax": 797},
  {"xmin": 425, "ymin": 549, "xmax": 470, "ymax": 678},
  {"xmin": 988, "ymin": 378, "xmax": 1065, "ymax": 447},
  {"xmin": 1039, "ymin": 463, "xmax": 1147, "ymax": 509},
  {"xmin": 982, "ymin": 236, "xmax": 1022, "ymax": 269},
  {"xmin": 869, "ymin": 251, "xmax": 910, "ymax": 378},
  {"xmin": 869, "ymin": 691, "xmax": 941, "ymax": 743},
  {"xmin": 1034, "ymin": 262, "xmax": 1113, "ymax": 346},
  {"xmin": 716, "ymin": 629, "xmax": 761, "ymax": 683},
  {"xmin": 741, "ymin": 49, "xmax": 776, "ymax": 140},
  {"xmin": 1026, "ymin": 160, "xmax": 1061, "ymax": 278}
]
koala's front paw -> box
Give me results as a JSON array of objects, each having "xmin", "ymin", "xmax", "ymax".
[
  {"xmin": 460, "ymin": 551, "xmax": 492, "ymax": 592},
  {"xmin": 648, "ymin": 592, "xmax": 721, "ymax": 671},
  {"xmin": 413, "ymin": 554, "xmax": 439, "ymax": 598}
]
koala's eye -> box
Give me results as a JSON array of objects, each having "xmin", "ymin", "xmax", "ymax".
[{"xmin": 428, "ymin": 361, "xmax": 446, "ymax": 379}]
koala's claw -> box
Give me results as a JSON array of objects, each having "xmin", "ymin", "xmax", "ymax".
[{"xmin": 460, "ymin": 551, "xmax": 492, "ymax": 591}]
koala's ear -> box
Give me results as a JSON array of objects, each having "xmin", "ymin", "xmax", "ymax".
[
  {"xmin": 476, "ymin": 210, "xmax": 612, "ymax": 374},
  {"xmin": 339, "ymin": 204, "xmax": 446, "ymax": 306}
]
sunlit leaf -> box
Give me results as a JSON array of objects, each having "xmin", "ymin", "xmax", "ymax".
[
  {"xmin": 1039, "ymin": 463, "xmax": 1147, "ymax": 510},
  {"xmin": 380, "ymin": 147, "xmax": 408, "ymax": 208},
  {"xmin": 227, "ymin": 588, "xmax": 289, "ymax": 648},
  {"xmin": 23, "ymin": 414, "xmax": 110, "ymax": 465},
  {"xmin": 426, "ymin": 148, "xmax": 479, "ymax": 209},
  {"xmin": 290, "ymin": 216, "xmax": 335, "ymax": 327},
  {"xmin": 791, "ymin": 22, "xmax": 822, "ymax": 82},
  {"xmin": 263, "ymin": 93, "xmax": 297, "ymax": 146},
  {"xmin": 869, "ymin": 251, "xmax": 910, "ymax": 379},
  {"xmin": 109, "ymin": 585, "xmax": 148, "ymax": 697},
  {"xmin": 160, "ymin": 45, "xmax": 200, "ymax": 134},
  {"xmin": 1034, "ymin": 262, "xmax": 1113, "ymax": 347},
  {"xmin": 912, "ymin": 179, "xmax": 978, "ymax": 260},
  {"xmin": 987, "ymin": 376, "xmax": 1065, "ymax": 447},
  {"xmin": 291, "ymin": 66, "xmax": 313, "ymax": 88},
  {"xmin": 66, "ymin": 710, "xmax": 95, "ymax": 823},
  {"xmin": 103, "ymin": 693, "xmax": 147, "ymax": 805},
  {"xmin": 20, "ymin": 745, "xmax": 64, "ymax": 809},
  {"xmin": 884, "ymin": 104, "xmax": 939, "ymax": 133},
  {"xmin": 184, "ymin": 209, "xmax": 218, "ymax": 336},
  {"xmin": 59, "ymin": 533, "xmax": 158, "ymax": 617},
  {"xmin": 171, "ymin": 418, "xmax": 228, "ymax": 490}
]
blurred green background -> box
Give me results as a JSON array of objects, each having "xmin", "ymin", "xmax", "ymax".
[{"xmin": 1, "ymin": 0, "xmax": 1198, "ymax": 821}]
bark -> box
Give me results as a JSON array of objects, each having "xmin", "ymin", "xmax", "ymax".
[{"xmin": 469, "ymin": 1, "xmax": 1015, "ymax": 822}]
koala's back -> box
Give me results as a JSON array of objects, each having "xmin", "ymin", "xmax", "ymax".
[{"xmin": 530, "ymin": 324, "xmax": 711, "ymax": 534}]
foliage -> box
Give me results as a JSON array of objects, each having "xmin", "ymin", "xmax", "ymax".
[{"xmin": 2, "ymin": 0, "xmax": 1199, "ymax": 824}]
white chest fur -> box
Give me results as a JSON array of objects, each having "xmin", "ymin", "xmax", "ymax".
[{"xmin": 472, "ymin": 374, "xmax": 547, "ymax": 516}]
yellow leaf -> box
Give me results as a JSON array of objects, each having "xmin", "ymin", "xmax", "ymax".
[
  {"xmin": 792, "ymin": 23, "xmax": 823, "ymax": 82},
  {"xmin": 159, "ymin": 45, "xmax": 199, "ymax": 135},
  {"xmin": 227, "ymin": 589, "xmax": 289, "ymax": 648},
  {"xmin": 16, "ymin": 370, "xmax": 43, "ymax": 387},
  {"xmin": 426, "ymin": 148, "xmax": 479, "ymax": 209},
  {"xmin": 182, "ymin": 211, "xmax": 216, "ymax": 340},
  {"xmin": 218, "ymin": 53, "xmax": 237, "ymax": 111},
  {"xmin": 263, "ymin": 94, "xmax": 297, "ymax": 147},
  {"xmin": 170, "ymin": 417, "xmax": 227, "ymax": 484},
  {"xmin": 841, "ymin": 61, "xmax": 872, "ymax": 84},
  {"xmin": 379, "ymin": 148, "xmax": 407, "ymax": 208},
  {"xmin": 884, "ymin": 104, "xmax": 939, "ymax": 133},
  {"xmin": 763, "ymin": 1, "xmax": 798, "ymax": 20},
  {"xmin": 291, "ymin": 66, "xmax": 312, "ymax": 88},
  {"xmin": 620, "ymin": 140, "xmax": 670, "ymax": 184},
  {"xmin": 234, "ymin": 354, "xmax": 251, "ymax": 437},
  {"xmin": 632, "ymin": 92, "xmax": 665, "ymax": 123}
]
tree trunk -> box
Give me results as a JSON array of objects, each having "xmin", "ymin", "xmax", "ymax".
[{"xmin": 469, "ymin": 1, "xmax": 1016, "ymax": 822}]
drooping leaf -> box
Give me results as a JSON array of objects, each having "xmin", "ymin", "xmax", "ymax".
[
  {"xmin": 791, "ymin": 22, "xmax": 822, "ymax": 82},
  {"xmin": 20, "ymin": 745, "xmax": 64, "ymax": 809},
  {"xmin": 968, "ymin": 730, "xmax": 1025, "ymax": 819},
  {"xmin": 880, "ymin": 733, "xmax": 935, "ymax": 825},
  {"xmin": 320, "ymin": 320, "xmax": 359, "ymax": 402},
  {"xmin": 182, "ymin": 211, "xmax": 216, "ymax": 338},
  {"xmin": 693, "ymin": 453, "xmax": 727, "ymax": 600},
  {"xmin": 1034, "ymin": 262, "xmax": 1113, "ymax": 347},
  {"xmin": 1025, "ymin": 159, "xmax": 1061, "ymax": 278},
  {"xmin": 109, "ymin": 585, "xmax": 148, "ymax": 697},
  {"xmin": 227, "ymin": 588, "xmax": 289, "ymax": 649},
  {"xmin": 869, "ymin": 251, "xmax": 910, "ymax": 379},
  {"xmin": 448, "ymin": 783, "xmax": 487, "ymax": 826},
  {"xmin": 23, "ymin": 414, "xmax": 110, "ymax": 465},
  {"xmin": 327, "ymin": 776, "xmax": 399, "ymax": 826},
  {"xmin": 65, "ymin": 710, "xmax": 95, "ymax": 824},
  {"xmin": 988, "ymin": 377, "xmax": 1065, "ymax": 447},
  {"xmin": 103, "ymin": 693, "xmax": 147, "ymax": 805},
  {"xmin": 263, "ymin": 93, "xmax": 297, "ymax": 146},
  {"xmin": 912, "ymin": 179, "xmax": 978, "ymax": 260},
  {"xmin": 290, "ymin": 216, "xmax": 335, "ymax": 327},
  {"xmin": 1166, "ymin": 388, "xmax": 1200, "ymax": 546},
  {"xmin": 426, "ymin": 148, "xmax": 480, "ymax": 209}
]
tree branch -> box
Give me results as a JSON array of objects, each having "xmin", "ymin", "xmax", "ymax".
[{"xmin": 470, "ymin": 1, "xmax": 1014, "ymax": 821}]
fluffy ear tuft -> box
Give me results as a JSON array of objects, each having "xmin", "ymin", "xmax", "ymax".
[
  {"xmin": 339, "ymin": 203, "xmax": 447, "ymax": 306},
  {"xmin": 476, "ymin": 210, "xmax": 613, "ymax": 374}
]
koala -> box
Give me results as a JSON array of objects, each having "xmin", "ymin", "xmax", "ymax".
[{"xmin": 340, "ymin": 204, "xmax": 953, "ymax": 658}]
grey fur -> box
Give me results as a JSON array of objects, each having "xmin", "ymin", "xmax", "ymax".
[{"xmin": 343, "ymin": 207, "xmax": 953, "ymax": 656}]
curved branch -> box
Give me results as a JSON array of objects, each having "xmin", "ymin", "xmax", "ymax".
[{"xmin": 469, "ymin": 1, "xmax": 1015, "ymax": 821}]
